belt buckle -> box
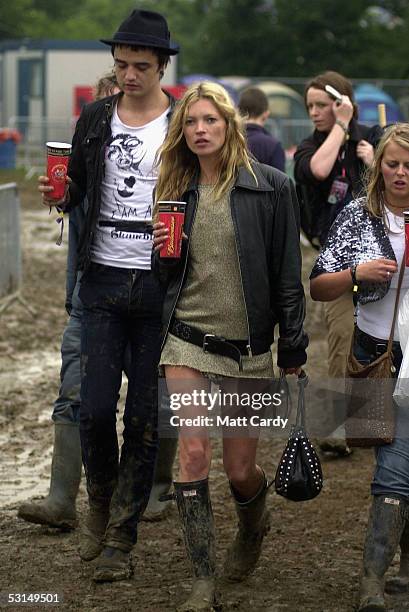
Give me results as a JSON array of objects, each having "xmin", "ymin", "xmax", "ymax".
[
  {"xmin": 203, "ymin": 333, "xmax": 225, "ymax": 353},
  {"xmin": 203, "ymin": 333, "xmax": 216, "ymax": 353},
  {"xmin": 375, "ymin": 342, "xmax": 387, "ymax": 357}
]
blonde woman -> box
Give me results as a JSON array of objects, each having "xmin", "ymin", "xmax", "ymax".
[
  {"xmin": 310, "ymin": 123, "xmax": 409, "ymax": 611},
  {"xmin": 153, "ymin": 81, "xmax": 308, "ymax": 611}
]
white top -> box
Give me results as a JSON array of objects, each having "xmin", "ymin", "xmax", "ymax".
[
  {"xmin": 90, "ymin": 104, "xmax": 169, "ymax": 269},
  {"xmin": 358, "ymin": 209, "xmax": 409, "ymax": 341}
]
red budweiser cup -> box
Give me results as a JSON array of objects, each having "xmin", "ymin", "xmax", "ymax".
[
  {"xmin": 46, "ymin": 142, "xmax": 71, "ymax": 200},
  {"xmin": 158, "ymin": 201, "xmax": 186, "ymax": 258},
  {"xmin": 405, "ymin": 211, "xmax": 409, "ymax": 266}
]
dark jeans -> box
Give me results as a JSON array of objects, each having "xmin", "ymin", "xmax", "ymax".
[
  {"xmin": 353, "ymin": 336, "xmax": 409, "ymax": 499},
  {"xmin": 79, "ymin": 262, "xmax": 164, "ymax": 549},
  {"xmin": 52, "ymin": 273, "xmax": 82, "ymax": 424}
]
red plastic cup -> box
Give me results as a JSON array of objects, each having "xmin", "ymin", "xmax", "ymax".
[
  {"xmin": 404, "ymin": 211, "xmax": 409, "ymax": 266},
  {"xmin": 158, "ymin": 201, "xmax": 186, "ymax": 258},
  {"xmin": 46, "ymin": 141, "xmax": 71, "ymax": 200}
]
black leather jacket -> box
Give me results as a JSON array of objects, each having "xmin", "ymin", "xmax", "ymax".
[
  {"xmin": 67, "ymin": 91, "xmax": 175, "ymax": 271},
  {"xmin": 153, "ymin": 162, "xmax": 308, "ymax": 368}
]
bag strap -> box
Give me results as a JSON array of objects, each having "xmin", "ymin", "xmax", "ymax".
[
  {"xmin": 295, "ymin": 370, "xmax": 308, "ymax": 429},
  {"xmin": 387, "ymin": 253, "xmax": 406, "ymax": 353}
]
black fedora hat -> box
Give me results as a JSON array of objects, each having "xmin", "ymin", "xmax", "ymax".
[{"xmin": 100, "ymin": 9, "xmax": 179, "ymax": 55}]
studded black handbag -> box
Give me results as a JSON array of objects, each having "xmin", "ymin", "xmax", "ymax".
[{"xmin": 274, "ymin": 372, "xmax": 323, "ymax": 502}]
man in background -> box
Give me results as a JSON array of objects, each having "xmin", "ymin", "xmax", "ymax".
[{"xmin": 238, "ymin": 86, "xmax": 286, "ymax": 171}]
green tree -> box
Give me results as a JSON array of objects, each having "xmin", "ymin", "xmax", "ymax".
[{"xmin": 0, "ymin": 0, "xmax": 33, "ymax": 39}]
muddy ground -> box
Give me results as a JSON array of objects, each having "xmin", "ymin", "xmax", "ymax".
[{"xmin": 0, "ymin": 171, "xmax": 408, "ymax": 612}]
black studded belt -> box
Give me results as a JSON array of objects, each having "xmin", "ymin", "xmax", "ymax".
[{"xmin": 170, "ymin": 319, "xmax": 250, "ymax": 369}]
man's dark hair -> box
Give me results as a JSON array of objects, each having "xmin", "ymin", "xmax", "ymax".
[
  {"xmin": 238, "ymin": 87, "xmax": 269, "ymax": 119},
  {"xmin": 113, "ymin": 44, "xmax": 170, "ymax": 73}
]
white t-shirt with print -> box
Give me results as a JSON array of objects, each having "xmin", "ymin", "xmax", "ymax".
[{"xmin": 90, "ymin": 104, "xmax": 168, "ymax": 269}]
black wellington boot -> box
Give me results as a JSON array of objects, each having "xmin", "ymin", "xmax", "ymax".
[
  {"xmin": 18, "ymin": 422, "xmax": 81, "ymax": 530},
  {"xmin": 223, "ymin": 469, "xmax": 271, "ymax": 582},
  {"xmin": 385, "ymin": 519, "xmax": 409, "ymax": 594},
  {"xmin": 358, "ymin": 495, "xmax": 407, "ymax": 612},
  {"xmin": 174, "ymin": 479, "xmax": 221, "ymax": 612}
]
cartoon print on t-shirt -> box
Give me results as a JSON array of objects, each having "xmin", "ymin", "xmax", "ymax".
[
  {"xmin": 108, "ymin": 134, "xmax": 146, "ymax": 173},
  {"xmin": 104, "ymin": 132, "xmax": 152, "ymax": 229}
]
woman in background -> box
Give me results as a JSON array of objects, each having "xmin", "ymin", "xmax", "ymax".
[{"xmin": 295, "ymin": 70, "xmax": 382, "ymax": 457}]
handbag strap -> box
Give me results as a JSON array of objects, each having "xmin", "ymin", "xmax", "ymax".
[
  {"xmin": 387, "ymin": 253, "xmax": 406, "ymax": 353},
  {"xmin": 295, "ymin": 370, "xmax": 308, "ymax": 429}
]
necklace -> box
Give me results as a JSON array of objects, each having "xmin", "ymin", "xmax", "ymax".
[
  {"xmin": 383, "ymin": 193, "xmax": 407, "ymax": 230},
  {"xmin": 393, "ymin": 214, "xmax": 405, "ymax": 230}
]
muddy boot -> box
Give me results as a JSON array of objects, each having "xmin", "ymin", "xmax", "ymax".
[
  {"xmin": 17, "ymin": 422, "xmax": 81, "ymax": 530},
  {"xmin": 385, "ymin": 519, "xmax": 409, "ymax": 594},
  {"xmin": 358, "ymin": 495, "xmax": 407, "ymax": 611},
  {"xmin": 319, "ymin": 437, "xmax": 353, "ymax": 457},
  {"xmin": 174, "ymin": 479, "xmax": 221, "ymax": 612},
  {"xmin": 141, "ymin": 437, "xmax": 177, "ymax": 522},
  {"xmin": 92, "ymin": 545, "xmax": 132, "ymax": 582},
  {"xmin": 223, "ymin": 470, "xmax": 271, "ymax": 582},
  {"xmin": 79, "ymin": 498, "xmax": 110, "ymax": 562}
]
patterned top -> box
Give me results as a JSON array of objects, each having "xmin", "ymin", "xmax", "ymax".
[
  {"xmin": 310, "ymin": 198, "xmax": 396, "ymax": 305},
  {"xmin": 160, "ymin": 185, "xmax": 274, "ymax": 377}
]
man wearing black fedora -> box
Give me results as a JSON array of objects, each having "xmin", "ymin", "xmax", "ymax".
[{"xmin": 38, "ymin": 9, "xmax": 178, "ymax": 582}]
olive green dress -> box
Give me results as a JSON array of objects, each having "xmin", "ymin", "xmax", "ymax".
[{"xmin": 160, "ymin": 185, "xmax": 273, "ymax": 378}]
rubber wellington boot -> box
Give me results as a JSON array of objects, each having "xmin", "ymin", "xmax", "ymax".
[
  {"xmin": 385, "ymin": 519, "xmax": 409, "ymax": 594},
  {"xmin": 223, "ymin": 470, "xmax": 271, "ymax": 582},
  {"xmin": 141, "ymin": 437, "xmax": 177, "ymax": 522},
  {"xmin": 358, "ymin": 495, "xmax": 407, "ymax": 612},
  {"xmin": 18, "ymin": 422, "xmax": 81, "ymax": 530},
  {"xmin": 79, "ymin": 498, "xmax": 111, "ymax": 562},
  {"xmin": 174, "ymin": 479, "xmax": 221, "ymax": 612}
]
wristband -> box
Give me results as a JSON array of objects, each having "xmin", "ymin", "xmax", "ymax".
[
  {"xmin": 335, "ymin": 119, "xmax": 349, "ymax": 138},
  {"xmin": 349, "ymin": 264, "xmax": 359, "ymax": 292}
]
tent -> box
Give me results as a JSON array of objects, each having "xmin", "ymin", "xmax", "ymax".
[
  {"xmin": 253, "ymin": 81, "xmax": 310, "ymax": 150},
  {"xmin": 354, "ymin": 83, "xmax": 405, "ymax": 125}
]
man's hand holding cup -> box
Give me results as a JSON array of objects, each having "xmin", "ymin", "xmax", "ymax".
[{"xmin": 39, "ymin": 142, "xmax": 72, "ymax": 208}]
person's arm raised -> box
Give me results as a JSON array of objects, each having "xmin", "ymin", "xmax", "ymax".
[{"xmin": 309, "ymin": 96, "xmax": 353, "ymax": 181}]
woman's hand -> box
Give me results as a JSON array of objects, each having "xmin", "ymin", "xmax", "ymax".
[
  {"xmin": 333, "ymin": 95, "xmax": 353, "ymax": 126},
  {"xmin": 356, "ymin": 258, "xmax": 398, "ymax": 283},
  {"xmin": 38, "ymin": 175, "xmax": 71, "ymax": 208},
  {"xmin": 356, "ymin": 139, "xmax": 375, "ymax": 167},
  {"xmin": 153, "ymin": 221, "xmax": 169, "ymax": 252}
]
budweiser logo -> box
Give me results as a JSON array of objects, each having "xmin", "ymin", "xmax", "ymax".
[{"xmin": 167, "ymin": 217, "xmax": 175, "ymax": 255}]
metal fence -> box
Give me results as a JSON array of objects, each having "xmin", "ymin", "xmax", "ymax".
[
  {"xmin": 8, "ymin": 116, "xmax": 77, "ymax": 178},
  {"xmin": 0, "ymin": 182, "xmax": 21, "ymax": 299}
]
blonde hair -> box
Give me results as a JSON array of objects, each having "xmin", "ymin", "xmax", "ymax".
[
  {"xmin": 366, "ymin": 123, "xmax": 409, "ymax": 217},
  {"xmin": 94, "ymin": 71, "xmax": 119, "ymax": 101},
  {"xmin": 154, "ymin": 81, "xmax": 255, "ymax": 210}
]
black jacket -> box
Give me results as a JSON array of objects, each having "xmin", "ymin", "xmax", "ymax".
[
  {"xmin": 153, "ymin": 162, "xmax": 308, "ymax": 368},
  {"xmin": 67, "ymin": 91, "xmax": 175, "ymax": 270},
  {"xmin": 294, "ymin": 119, "xmax": 383, "ymax": 246}
]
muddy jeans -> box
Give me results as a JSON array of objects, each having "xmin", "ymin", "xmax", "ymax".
[
  {"xmin": 52, "ymin": 275, "xmax": 82, "ymax": 424},
  {"xmin": 353, "ymin": 337, "xmax": 409, "ymax": 499},
  {"xmin": 52, "ymin": 204, "xmax": 86, "ymax": 424},
  {"xmin": 79, "ymin": 263, "xmax": 163, "ymax": 549}
]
